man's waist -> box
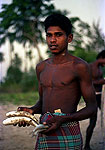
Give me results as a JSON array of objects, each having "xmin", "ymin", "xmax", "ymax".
[{"xmin": 40, "ymin": 112, "xmax": 78, "ymax": 125}]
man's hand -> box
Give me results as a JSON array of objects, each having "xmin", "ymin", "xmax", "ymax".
[
  {"xmin": 42, "ymin": 116, "xmax": 63, "ymax": 133},
  {"xmin": 17, "ymin": 107, "xmax": 33, "ymax": 114},
  {"xmin": 16, "ymin": 107, "xmax": 33, "ymax": 127}
]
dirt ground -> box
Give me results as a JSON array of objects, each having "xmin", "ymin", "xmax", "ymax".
[{"xmin": 0, "ymin": 103, "xmax": 104, "ymax": 150}]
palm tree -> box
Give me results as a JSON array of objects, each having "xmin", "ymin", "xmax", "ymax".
[{"xmin": 0, "ymin": 0, "xmax": 64, "ymax": 62}]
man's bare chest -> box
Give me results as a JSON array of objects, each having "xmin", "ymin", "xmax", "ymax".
[{"xmin": 40, "ymin": 64, "xmax": 75, "ymax": 87}]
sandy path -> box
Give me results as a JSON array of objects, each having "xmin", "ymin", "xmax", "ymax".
[{"xmin": 0, "ymin": 104, "xmax": 104, "ymax": 150}]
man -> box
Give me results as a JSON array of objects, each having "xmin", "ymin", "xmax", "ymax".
[
  {"xmin": 84, "ymin": 50, "xmax": 105, "ymax": 150},
  {"xmin": 17, "ymin": 14, "xmax": 97, "ymax": 149}
]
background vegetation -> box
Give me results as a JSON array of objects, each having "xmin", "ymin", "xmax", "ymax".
[
  {"xmin": 0, "ymin": 92, "xmax": 39, "ymax": 105},
  {"xmin": 0, "ymin": 0, "xmax": 105, "ymax": 105}
]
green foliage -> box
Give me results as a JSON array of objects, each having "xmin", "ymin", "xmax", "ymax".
[
  {"xmin": 20, "ymin": 68, "xmax": 38, "ymax": 92},
  {"xmin": 0, "ymin": 66, "xmax": 38, "ymax": 93},
  {"xmin": 1, "ymin": 67, "xmax": 38, "ymax": 93},
  {"xmin": 4, "ymin": 53, "xmax": 23, "ymax": 84},
  {"xmin": 0, "ymin": 92, "xmax": 39, "ymax": 105},
  {"xmin": 12, "ymin": 53, "xmax": 22, "ymax": 68},
  {"xmin": 0, "ymin": 0, "xmax": 67, "ymax": 61},
  {"xmin": 3, "ymin": 52, "xmax": 23, "ymax": 87},
  {"xmin": 0, "ymin": 82, "xmax": 22, "ymax": 93},
  {"xmin": 69, "ymin": 49, "xmax": 97, "ymax": 63},
  {"xmin": 86, "ymin": 22, "xmax": 105, "ymax": 51},
  {"xmin": 71, "ymin": 19, "xmax": 105, "ymax": 55},
  {"xmin": 0, "ymin": 0, "xmax": 48, "ymax": 44},
  {"xmin": 5, "ymin": 66, "xmax": 23, "ymax": 84}
]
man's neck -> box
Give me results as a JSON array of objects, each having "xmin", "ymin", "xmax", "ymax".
[{"xmin": 51, "ymin": 51, "xmax": 70, "ymax": 64}]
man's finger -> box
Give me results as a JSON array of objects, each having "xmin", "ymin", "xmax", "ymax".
[
  {"xmin": 44, "ymin": 123, "xmax": 56, "ymax": 133},
  {"xmin": 17, "ymin": 107, "xmax": 33, "ymax": 114},
  {"xmin": 17, "ymin": 107, "xmax": 25, "ymax": 111}
]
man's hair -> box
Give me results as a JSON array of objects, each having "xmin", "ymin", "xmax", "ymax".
[
  {"xmin": 96, "ymin": 50, "xmax": 105, "ymax": 59},
  {"xmin": 44, "ymin": 13, "xmax": 72, "ymax": 36}
]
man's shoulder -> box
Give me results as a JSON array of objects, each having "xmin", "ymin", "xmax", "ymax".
[
  {"xmin": 70, "ymin": 56, "xmax": 90, "ymax": 77},
  {"xmin": 36, "ymin": 58, "xmax": 49, "ymax": 72},
  {"xmin": 70, "ymin": 55, "xmax": 88, "ymax": 67}
]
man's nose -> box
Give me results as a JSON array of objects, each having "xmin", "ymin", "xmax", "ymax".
[{"xmin": 50, "ymin": 35, "xmax": 56, "ymax": 42}]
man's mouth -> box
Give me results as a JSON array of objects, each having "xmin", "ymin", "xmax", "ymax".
[{"xmin": 49, "ymin": 45, "xmax": 58, "ymax": 49}]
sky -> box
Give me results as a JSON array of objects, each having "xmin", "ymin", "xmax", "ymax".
[
  {"xmin": 0, "ymin": 0, "xmax": 105, "ymax": 81},
  {"xmin": 53, "ymin": 0, "xmax": 105, "ymax": 33}
]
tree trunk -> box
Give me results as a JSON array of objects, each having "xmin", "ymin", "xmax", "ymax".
[
  {"xmin": 9, "ymin": 42, "xmax": 12, "ymax": 66},
  {"xmin": 24, "ymin": 50, "xmax": 28, "ymax": 72},
  {"xmin": 34, "ymin": 43, "xmax": 43, "ymax": 62},
  {"xmin": 9, "ymin": 42, "xmax": 14, "ymax": 66}
]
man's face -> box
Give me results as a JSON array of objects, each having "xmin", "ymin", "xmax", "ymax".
[
  {"xmin": 99, "ymin": 58, "xmax": 105, "ymax": 67},
  {"xmin": 46, "ymin": 26, "xmax": 72, "ymax": 55}
]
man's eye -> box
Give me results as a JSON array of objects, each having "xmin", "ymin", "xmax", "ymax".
[
  {"xmin": 46, "ymin": 34, "xmax": 51, "ymax": 37},
  {"xmin": 56, "ymin": 33, "xmax": 63, "ymax": 37}
]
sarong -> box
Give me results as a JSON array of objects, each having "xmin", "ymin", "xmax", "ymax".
[{"xmin": 35, "ymin": 112, "xmax": 83, "ymax": 150}]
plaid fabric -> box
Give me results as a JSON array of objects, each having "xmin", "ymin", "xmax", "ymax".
[{"xmin": 35, "ymin": 112, "xmax": 83, "ymax": 150}]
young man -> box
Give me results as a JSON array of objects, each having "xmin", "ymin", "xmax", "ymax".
[
  {"xmin": 84, "ymin": 50, "xmax": 105, "ymax": 150},
  {"xmin": 17, "ymin": 14, "xmax": 97, "ymax": 149}
]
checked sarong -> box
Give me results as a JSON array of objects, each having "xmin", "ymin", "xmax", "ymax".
[{"xmin": 35, "ymin": 112, "xmax": 83, "ymax": 150}]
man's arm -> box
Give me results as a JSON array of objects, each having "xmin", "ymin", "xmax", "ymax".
[
  {"xmin": 92, "ymin": 78, "xmax": 105, "ymax": 85},
  {"xmin": 62, "ymin": 62, "xmax": 97, "ymax": 122},
  {"xmin": 92, "ymin": 58, "xmax": 105, "ymax": 85},
  {"xmin": 97, "ymin": 58, "xmax": 105, "ymax": 65}
]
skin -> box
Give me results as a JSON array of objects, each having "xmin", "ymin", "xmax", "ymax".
[
  {"xmin": 17, "ymin": 26, "xmax": 97, "ymax": 133},
  {"xmin": 84, "ymin": 58, "xmax": 105, "ymax": 150},
  {"xmin": 89, "ymin": 58, "xmax": 105, "ymax": 91}
]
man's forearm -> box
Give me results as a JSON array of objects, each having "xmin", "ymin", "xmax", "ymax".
[
  {"xmin": 61, "ymin": 104, "xmax": 97, "ymax": 123},
  {"xmin": 93, "ymin": 79, "xmax": 105, "ymax": 85}
]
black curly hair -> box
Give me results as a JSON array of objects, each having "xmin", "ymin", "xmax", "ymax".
[
  {"xmin": 96, "ymin": 50, "xmax": 105, "ymax": 59},
  {"xmin": 44, "ymin": 13, "xmax": 72, "ymax": 36}
]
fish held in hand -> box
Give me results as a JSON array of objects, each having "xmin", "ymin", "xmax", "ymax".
[{"xmin": 32, "ymin": 124, "xmax": 49, "ymax": 136}]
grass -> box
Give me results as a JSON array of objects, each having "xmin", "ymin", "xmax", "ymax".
[
  {"xmin": 0, "ymin": 92, "xmax": 39, "ymax": 105},
  {"xmin": 0, "ymin": 92, "xmax": 84, "ymax": 106}
]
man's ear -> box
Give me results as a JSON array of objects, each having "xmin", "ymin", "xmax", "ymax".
[{"xmin": 68, "ymin": 34, "xmax": 73, "ymax": 43}]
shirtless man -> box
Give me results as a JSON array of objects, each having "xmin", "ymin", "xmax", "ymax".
[
  {"xmin": 17, "ymin": 14, "xmax": 97, "ymax": 149},
  {"xmin": 84, "ymin": 50, "xmax": 105, "ymax": 150}
]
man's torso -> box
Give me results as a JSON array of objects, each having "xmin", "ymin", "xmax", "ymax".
[{"xmin": 39, "ymin": 57, "xmax": 83, "ymax": 114}]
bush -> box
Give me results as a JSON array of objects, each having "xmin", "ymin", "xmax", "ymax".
[
  {"xmin": 20, "ymin": 68, "xmax": 38, "ymax": 92},
  {"xmin": 69, "ymin": 49, "xmax": 97, "ymax": 63},
  {"xmin": 1, "ymin": 67, "xmax": 38, "ymax": 93},
  {"xmin": 0, "ymin": 83, "xmax": 22, "ymax": 93},
  {"xmin": 5, "ymin": 66, "xmax": 23, "ymax": 84},
  {"xmin": 0, "ymin": 92, "xmax": 39, "ymax": 105}
]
